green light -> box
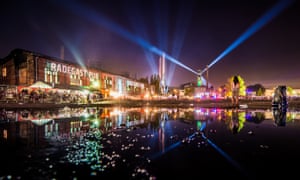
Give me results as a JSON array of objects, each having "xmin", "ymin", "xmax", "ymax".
[
  {"xmin": 197, "ymin": 76, "xmax": 202, "ymax": 87},
  {"xmin": 197, "ymin": 121, "xmax": 202, "ymax": 130},
  {"xmin": 91, "ymin": 80, "xmax": 100, "ymax": 88}
]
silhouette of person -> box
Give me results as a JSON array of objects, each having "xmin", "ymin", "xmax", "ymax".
[{"xmin": 232, "ymin": 75, "xmax": 240, "ymax": 107}]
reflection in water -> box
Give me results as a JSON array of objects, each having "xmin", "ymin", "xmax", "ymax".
[
  {"xmin": 1, "ymin": 106, "xmax": 299, "ymax": 145},
  {"xmin": 231, "ymin": 108, "xmax": 240, "ymax": 134},
  {"xmin": 273, "ymin": 107, "xmax": 287, "ymax": 126},
  {"xmin": 158, "ymin": 111, "xmax": 168, "ymax": 153},
  {"xmin": 65, "ymin": 128, "xmax": 106, "ymax": 171},
  {"xmin": 200, "ymin": 127, "xmax": 246, "ymax": 175},
  {"xmin": 245, "ymin": 111, "xmax": 266, "ymax": 124},
  {"xmin": 225, "ymin": 108, "xmax": 246, "ymax": 134},
  {"xmin": 1, "ymin": 106, "xmax": 300, "ymax": 179}
]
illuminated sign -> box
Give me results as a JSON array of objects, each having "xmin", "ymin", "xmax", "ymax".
[{"xmin": 47, "ymin": 62, "xmax": 99, "ymax": 80}]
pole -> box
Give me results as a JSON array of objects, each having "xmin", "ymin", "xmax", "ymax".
[{"xmin": 206, "ymin": 65, "xmax": 209, "ymax": 89}]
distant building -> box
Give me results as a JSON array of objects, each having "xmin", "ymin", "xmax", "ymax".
[
  {"xmin": 180, "ymin": 82, "xmax": 196, "ymax": 97},
  {"xmin": 180, "ymin": 79, "xmax": 216, "ymax": 99}
]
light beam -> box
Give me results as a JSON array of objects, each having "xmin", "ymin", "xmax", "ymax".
[
  {"xmin": 199, "ymin": 0, "xmax": 295, "ymax": 75},
  {"xmin": 57, "ymin": 0, "xmax": 198, "ymax": 76}
]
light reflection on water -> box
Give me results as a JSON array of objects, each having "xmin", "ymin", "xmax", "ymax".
[{"xmin": 0, "ymin": 106, "xmax": 300, "ymax": 179}]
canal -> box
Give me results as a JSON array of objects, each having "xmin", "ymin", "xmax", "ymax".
[{"xmin": 0, "ymin": 106, "xmax": 300, "ymax": 179}]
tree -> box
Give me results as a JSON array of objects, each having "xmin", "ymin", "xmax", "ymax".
[
  {"xmin": 247, "ymin": 84, "xmax": 266, "ymax": 96},
  {"xmin": 138, "ymin": 77, "xmax": 149, "ymax": 85},
  {"xmin": 286, "ymin": 86, "xmax": 293, "ymax": 96},
  {"xmin": 150, "ymin": 74, "xmax": 160, "ymax": 94},
  {"xmin": 257, "ymin": 88, "xmax": 264, "ymax": 96}
]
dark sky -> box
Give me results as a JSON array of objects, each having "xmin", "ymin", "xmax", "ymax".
[{"xmin": 1, "ymin": 0, "xmax": 299, "ymax": 88}]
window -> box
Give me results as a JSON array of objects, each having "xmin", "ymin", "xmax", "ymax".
[
  {"xmin": 70, "ymin": 74, "xmax": 80, "ymax": 86},
  {"xmin": 19, "ymin": 68, "xmax": 27, "ymax": 84},
  {"xmin": 44, "ymin": 68, "xmax": 59, "ymax": 84},
  {"xmin": 2, "ymin": 67, "xmax": 7, "ymax": 77}
]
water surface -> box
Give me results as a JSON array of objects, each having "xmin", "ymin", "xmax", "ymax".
[{"xmin": 0, "ymin": 106, "xmax": 299, "ymax": 179}]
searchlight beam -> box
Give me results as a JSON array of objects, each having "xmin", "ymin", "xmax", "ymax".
[
  {"xmin": 199, "ymin": 0, "xmax": 295, "ymax": 76},
  {"xmin": 59, "ymin": 1, "xmax": 198, "ymax": 76}
]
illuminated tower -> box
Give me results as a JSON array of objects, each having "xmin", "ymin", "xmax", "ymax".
[
  {"xmin": 197, "ymin": 69, "xmax": 202, "ymax": 87},
  {"xmin": 197, "ymin": 67, "xmax": 209, "ymax": 88},
  {"xmin": 159, "ymin": 53, "xmax": 167, "ymax": 95}
]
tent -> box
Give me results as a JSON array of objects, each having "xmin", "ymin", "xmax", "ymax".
[
  {"xmin": 30, "ymin": 119, "xmax": 53, "ymax": 126},
  {"xmin": 29, "ymin": 81, "xmax": 52, "ymax": 88}
]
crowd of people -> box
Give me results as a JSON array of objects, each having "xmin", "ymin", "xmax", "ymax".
[{"xmin": 0, "ymin": 87, "xmax": 103, "ymax": 104}]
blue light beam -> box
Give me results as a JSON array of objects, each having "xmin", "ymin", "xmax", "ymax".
[
  {"xmin": 201, "ymin": 133, "xmax": 248, "ymax": 176},
  {"xmin": 58, "ymin": 0, "xmax": 198, "ymax": 75},
  {"xmin": 168, "ymin": 0, "xmax": 195, "ymax": 85},
  {"xmin": 150, "ymin": 125, "xmax": 248, "ymax": 177},
  {"xmin": 200, "ymin": 0, "xmax": 295, "ymax": 75},
  {"xmin": 58, "ymin": 33, "xmax": 86, "ymax": 69},
  {"xmin": 123, "ymin": 1, "xmax": 158, "ymax": 74},
  {"xmin": 150, "ymin": 47, "xmax": 198, "ymax": 74},
  {"xmin": 150, "ymin": 131, "xmax": 197, "ymax": 160},
  {"xmin": 154, "ymin": 0, "xmax": 169, "ymax": 51}
]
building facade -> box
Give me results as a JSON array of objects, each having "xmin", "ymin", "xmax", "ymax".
[{"xmin": 0, "ymin": 49, "xmax": 144, "ymax": 100}]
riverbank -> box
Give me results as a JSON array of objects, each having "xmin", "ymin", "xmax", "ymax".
[{"xmin": 1, "ymin": 98, "xmax": 300, "ymax": 110}]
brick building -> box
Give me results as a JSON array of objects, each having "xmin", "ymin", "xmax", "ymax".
[{"xmin": 0, "ymin": 49, "xmax": 144, "ymax": 101}]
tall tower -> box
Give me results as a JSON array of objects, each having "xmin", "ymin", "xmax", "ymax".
[
  {"xmin": 197, "ymin": 69, "xmax": 202, "ymax": 87},
  {"xmin": 159, "ymin": 53, "xmax": 166, "ymax": 95}
]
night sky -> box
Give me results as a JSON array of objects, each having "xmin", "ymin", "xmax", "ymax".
[{"xmin": 1, "ymin": 0, "xmax": 299, "ymax": 88}]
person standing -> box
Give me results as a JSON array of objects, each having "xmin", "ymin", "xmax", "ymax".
[{"xmin": 232, "ymin": 75, "xmax": 240, "ymax": 106}]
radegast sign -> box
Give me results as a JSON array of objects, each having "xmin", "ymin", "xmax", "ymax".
[{"xmin": 47, "ymin": 62, "xmax": 99, "ymax": 80}]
